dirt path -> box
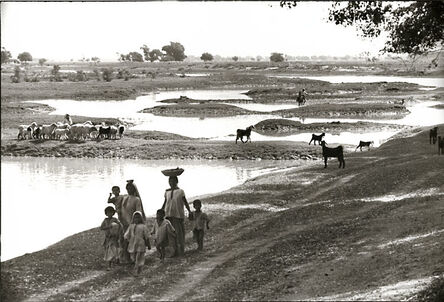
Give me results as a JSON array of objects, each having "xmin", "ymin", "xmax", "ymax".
[{"xmin": 23, "ymin": 271, "xmax": 105, "ymax": 302}]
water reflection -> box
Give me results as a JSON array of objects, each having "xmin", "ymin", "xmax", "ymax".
[
  {"xmin": 1, "ymin": 157, "xmax": 298, "ymax": 261},
  {"xmin": 26, "ymin": 88, "xmax": 444, "ymax": 143}
]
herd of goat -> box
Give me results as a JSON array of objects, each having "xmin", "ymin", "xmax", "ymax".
[
  {"xmin": 17, "ymin": 122, "xmax": 441, "ymax": 167},
  {"xmin": 17, "ymin": 121, "xmax": 125, "ymax": 141}
]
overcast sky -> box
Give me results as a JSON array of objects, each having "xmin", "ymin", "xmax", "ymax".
[{"xmin": 1, "ymin": 1, "xmax": 388, "ymax": 61}]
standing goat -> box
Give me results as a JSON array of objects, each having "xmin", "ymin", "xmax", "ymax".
[
  {"xmin": 236, "ymin": 126, "xmax": 255, "ymax": 144},
  {"xmin": 430, "ymin": 127, "xmax": 438, "ymax": 144},
  {"xmin": 320, "ymin": 141, "xmax": 345, "ymax": 168},
  {"xmin": 355, "ymin": 141, "xmax": 374, "ymax": 151},
  {"xmin": 309, "ymin": 132, "xmax": 325, "ymax": 145}
]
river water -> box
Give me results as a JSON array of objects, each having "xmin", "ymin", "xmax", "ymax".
[
  {"xmin": 5, "ymin": 75, "xmax": 443, "ymax": 261},
  {"xmin": 1, "ymin": 157, "xmax": 298, "ymax": 261},
  {"xmin": 29, "ymin": 76, "xmax": 444, "ymax": 146}
]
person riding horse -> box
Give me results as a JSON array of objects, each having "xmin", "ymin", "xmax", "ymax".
[{"xmin": 297, "ymin": 89, "xmax": 308, "ymax": 106}]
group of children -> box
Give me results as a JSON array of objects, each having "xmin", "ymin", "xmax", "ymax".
[{"xmin": 100, "ymin": 185, "xmax": 210, "ymax": 275}]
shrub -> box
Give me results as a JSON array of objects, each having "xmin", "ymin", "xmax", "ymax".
[
  {"xmin": 76, "ymin": 70, "xmax": 87, "ymax": 82},
  {"xmin": 10, "ymin": 66, "xmax": 21, "ymax": 83},
  {"xmin": 50, "ymin": 65, "xmax": 62, "ymax": 82},
  {"xmin": 101, "ymin": 68, "xmax": 113, "ymax": 82},
  {"xmin": 93, "ymin": 69, "xmax": 101, "ymax": 81}
]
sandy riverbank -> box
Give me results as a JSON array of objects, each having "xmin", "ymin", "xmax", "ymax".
[{"xmin": 1, "ymin": 125, "xmax": 443, "ymax": 301}]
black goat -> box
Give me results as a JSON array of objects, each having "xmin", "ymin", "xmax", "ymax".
[
  {"xmin": 320, "ymin": 141, "xmax": 345, "ymax": 168},
  {"xmin": 118, "ymin": 125, "xmax": 125, "ymax": 139},
  {"xmin": 236, "ymin": 126, "xmax": 255, "ymax": 144},
  {"xmin": 355, "ymin": 140, "xmax": 374, "ymax": 151},
  {"xmin": 430, "ymin": 127, "xmax": 438, "ymax": 144},
  {"xmin": 309, "ymin": 132, "xmax": 325, "ymax": 145},
  {"xmin": 98, "ymin": 126, "xmax": 111, "ymax": 139}
]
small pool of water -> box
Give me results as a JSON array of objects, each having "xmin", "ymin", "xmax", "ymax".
[{"xmin": 1, "ymin": 157, "xmax": 299, "ymax": 261}]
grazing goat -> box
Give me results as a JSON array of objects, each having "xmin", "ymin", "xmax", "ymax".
[
  {"xmin": 54, "ymin": 128, "xmax": 70, "ymax": 140},
  {"xmin": 309, "ymin": 132, "xmax": 325, "ymax": 145},
  {"xmin": 320, "ymin": 141, "xmax": 345, "ymax": 169},
  {"xmin": 109, "ymin": 125, "xmax": 118, "ymax": 139},
  {"xmin": 118, "ymin": 125, "xmax": 125, "ymax": 139},
  {"xmin": 41, "ymin": 123, "xmax": 58, "ymax": 140},
  {"xmin": 430, "ymin": 127, "xmax": 438, "ymax": 144},
  {"xmin": 98, "ymin": 126, "xmax": 111, "ymax": 139},
  {"xmin": 355, "ymin": 140, "xmax": 374, "ymax": 151},
  {"xmin": 236, "ymin": 125, "xmax": 255, "ymax": 144},
  {"xmin": 17, "ymin": 122, "xmax": 37, "ymax": 140},
  {"xmin": 33, "ymin": 126, "xmax": 42, "ymax": 139}
]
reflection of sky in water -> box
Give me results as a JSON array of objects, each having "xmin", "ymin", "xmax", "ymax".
[
  {"xmin": 222, "ymin": 102, "xmax": 299, "ymax": 112},
  {"xmin": 1, "ymin": 157, "xmax": 298, "ymax": 261},
  {"xmin": 27, "ymin": 86, "xmax": 444, "ymax": 143}
]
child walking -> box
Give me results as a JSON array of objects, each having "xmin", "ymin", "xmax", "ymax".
[
  {"xmin": 151, "ymin": 209, "xmax": 176, "ymax": 262},
  {"xmin": 100, "ymin": 206, "xmax": 123, "ymax": 270},
  {"xmin": 124, "ymin": 211, "xmax": 151, "ymax": 275},
  {"xmin": 189, "ymin": 199, "xmax": 210, "ymax": 251}
]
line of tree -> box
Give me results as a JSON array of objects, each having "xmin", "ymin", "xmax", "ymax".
[{"xmin": 120, "ymin": 41, "xmax": 187, "ymax": 62}]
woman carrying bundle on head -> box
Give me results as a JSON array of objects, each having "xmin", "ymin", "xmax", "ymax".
[{"xmin": 161, "ymin": 168, "xmax": 191, "ymax": 257}]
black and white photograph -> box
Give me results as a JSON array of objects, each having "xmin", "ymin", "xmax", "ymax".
[{"xmin": 1, "ymin": 1, "xmax": 443, "ymax": 301}]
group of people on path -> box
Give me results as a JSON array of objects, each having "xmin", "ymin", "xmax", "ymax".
[{"xmin": 100, "ymin": 175, "xmax": 210, "ymax": 275}]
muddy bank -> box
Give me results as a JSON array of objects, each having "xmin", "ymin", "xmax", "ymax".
[
  {"xmin": 141, "ymin": 103, "xmax": 263, "ymax": 117},
  {"xmin": 2, "ymin": 125, "xmax": 443, "ymax": 301},
  {"xmin": 255, "ymin": 119, "xmax": 413, "ymax": 136},
  {"xmin": 1, "ymin": 132, "xmax": 322, "ymax": 160}
]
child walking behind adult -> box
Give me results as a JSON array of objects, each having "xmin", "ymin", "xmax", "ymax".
[
  {"xmin": 124, "ymin": 211, "xmax": 151, "ymax": 275},
  {"xmin": 100, "ymin": 206, "xmax": 123, "ymax": 270},
  {"xmin": 151, "ymin": 209, "xmax": 176, "ymax": 262},
  {"xmin": 189, "ymin": 199, "xmax": 210, "ymax": 251}
]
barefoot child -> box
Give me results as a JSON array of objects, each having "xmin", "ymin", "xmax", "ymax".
[
  {"xmin": 151, "ymin": 209, "xmax": 176, "ymax": 262},
  {"xmin": 189, "ymin": 199, "xmax": 210, "ymax": 251},
  {"xmin": 100, "ymin": 206, "xmax": 123, "ymax": 270},
  {"xmin": 124, "ymin": 211, "xmax": 151, "ymax": 275}
]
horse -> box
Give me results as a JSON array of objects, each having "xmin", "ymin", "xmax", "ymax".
[
  {"xmin": 297, "ymin": 95, "xmax": 306, "ymax": 106},
  {"xmin": 236, "ymin": 126, "xmax": 255, "ymax": 144}
]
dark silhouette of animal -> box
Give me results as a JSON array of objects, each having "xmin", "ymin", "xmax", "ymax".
[
  {"xmin": 309, "ymin": 133, "xmax": 325, "ymax": 145},
  {"xmin": 118, "ymin": 125, "xmax": 125, "ymax": 139},
  {"xmin": 438, "ymin": 137, "xmax": 444, "ymax": 155},
  {"xmin": 296, "ymin": 95, "xmax": 306, "ymax": 106},
  {"xmin": 430, "ymin": 127, "xmax": 438, "ymax": 144},
  {"xmin": 297, "ymin": 89, "xmax": 307, "ymax": 106},
  {"xmin": 355, "ymin": 141, "xmax": 374, "ymax": 151},
  {"xmin": 98, "ymin": 126, "xmax": 111, "ymax": 139},
  {"xmin": 236, "ymin": 126, "xmax": 255, "ymax": 144},
  {"xmin": 320, "ymin": 141, "xmax": 345, "ymax": 168}
]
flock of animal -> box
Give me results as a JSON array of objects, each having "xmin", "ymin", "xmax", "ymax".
[
  {"xmin": 17, "ymin": 121, "xmax": 126, "ymax": 141},
  {"xmin": 17, "ymin": 121, "xmax": 442, "ymax": 166}
]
